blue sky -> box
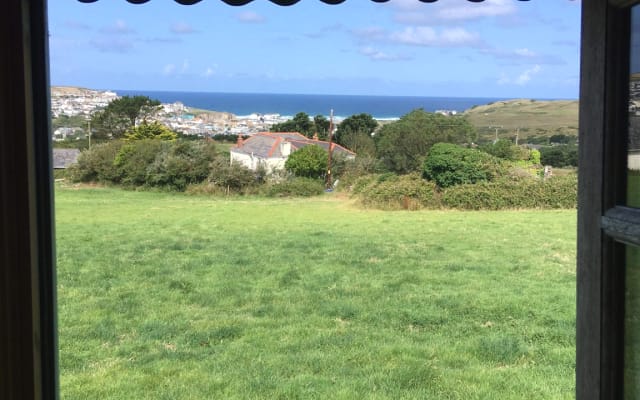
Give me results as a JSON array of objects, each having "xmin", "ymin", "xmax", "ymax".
[{"xmin": 48, "ymin": 0, "xmax": 581, "ymax": 98}]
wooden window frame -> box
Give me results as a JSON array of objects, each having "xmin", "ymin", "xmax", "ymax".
[
  {"xmin": 1, "ymin": 0, "xmax": 634, "ymax": 399},
  {"xmin": 576, "ymin": 1, "xmax": 640, "ymax": 399}
]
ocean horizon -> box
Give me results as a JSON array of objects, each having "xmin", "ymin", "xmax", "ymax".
[{"xmin": 115, "ymin": 90, "xmax": 559, "ymax": 120}]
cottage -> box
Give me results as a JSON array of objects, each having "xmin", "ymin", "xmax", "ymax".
[
  {"xmin": 52, "ymin": 149, "xmax": 81, "ymax": 169},
  {"xmin": 229, "ymin": 131, "xmax": 355, "ymax": 172}
]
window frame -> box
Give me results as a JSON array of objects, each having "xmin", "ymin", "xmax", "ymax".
[
  {"xmin": 1, "ymin": 0, "xmax": 634, "ymax": 399},
  {"xmin": 576, "ymin": 1, "xmax": 640, "ymax": 399}
]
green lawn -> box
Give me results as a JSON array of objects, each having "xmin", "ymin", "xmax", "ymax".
[{"xmin": 55, "ymin": 186, "xmax": 576, "ymax": 399}]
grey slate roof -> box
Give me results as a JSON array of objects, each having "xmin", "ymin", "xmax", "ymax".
[
  {"xmin": 230, "ymin": 132, "xmax": 355, "ymax": 159},
  {"xmin": 52, "ymin": 149, "xmax": 81, "ymax": 169}
]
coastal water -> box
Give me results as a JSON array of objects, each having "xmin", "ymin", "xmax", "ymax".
[{"xmin": 117, "ymin": 90, "xmax": 510, "ymax": 119}]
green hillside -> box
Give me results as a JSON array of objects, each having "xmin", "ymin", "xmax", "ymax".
[{"xmin": 464, "ymin": 99, "xmax": 579, "ymax": 143}]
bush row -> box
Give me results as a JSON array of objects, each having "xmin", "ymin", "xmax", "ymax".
[
  {"xmin": 68, "ymin": 140, "xmax": 326, "ymax": 197},
  {"xmin": 352, "ymin": 173, "xmax": 577, "ymax": 210}
]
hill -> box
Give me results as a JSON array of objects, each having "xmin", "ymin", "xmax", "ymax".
[{"xmin": 463, "ymin": 99, "xmax": 578, "ymax": 143}]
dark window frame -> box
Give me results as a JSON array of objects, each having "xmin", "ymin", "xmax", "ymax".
[{"xmin": 0, "ymin": 1, "xmax": 633, "ymax": 399}]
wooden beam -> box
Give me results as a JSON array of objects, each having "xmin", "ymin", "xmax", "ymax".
[
  {"xmin": 0, "ymin": 1, "xmax": 58, "ymax": 399},
  {"xmin": 577, "ymin": 1, "xmax": 629, "ymax": 398}
]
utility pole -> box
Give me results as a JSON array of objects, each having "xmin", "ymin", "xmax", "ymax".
[
  {"xmin": 326, "ymin": 109, "xmax": 334, "ymax": 191},
  {"xmin": 490, "ymin": 125, "xmax": 503, "ymax": 143}
]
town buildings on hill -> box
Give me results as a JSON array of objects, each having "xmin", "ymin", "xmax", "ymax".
[{"xmin": 50, "ymin": 86, "xmax": 288, "ymax": 141}]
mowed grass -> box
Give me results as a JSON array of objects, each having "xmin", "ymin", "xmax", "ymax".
[{"xmin": 55, "ymin": 187, "xmax": 576, "ymax": 399}]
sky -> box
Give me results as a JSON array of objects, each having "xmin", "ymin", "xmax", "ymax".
[{"xmin": 48, "ymin": 0, "xmax": 581, "ymax": 99}]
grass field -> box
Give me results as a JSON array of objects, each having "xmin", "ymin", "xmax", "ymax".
[{"xmin": 55, "ymin": 186, "xmax": 576, "ymax": 399}]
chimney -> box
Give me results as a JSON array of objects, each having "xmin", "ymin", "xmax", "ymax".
[
  {"xmin": 236, "ymin": 135, "xmax": 244, "ymax": 147},
  {"xmin": 281, "ymin": 141, "xmax": 291, "ymax": 157}
]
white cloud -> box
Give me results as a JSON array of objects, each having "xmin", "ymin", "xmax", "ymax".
[
  {"xmin": 435, "ymin": 0, "xmax": 516, "ymax": 21},
  {"xmin": 181, "ymin": 59, "xmax": 190, "ymax": 73},
  {"xmin": 498, "ymin": 65, "xmax": 542, "ymax": 86},
  {"xmin": 390, "ymin": 27, "xmax": 480, "ymax": 47},
  {"xmin": 236, "ymin": 11, "xmax": 266, "ymax": 24},
  {"xmin": 392, "ymin": 0, "xmax": 516, "ymax": 25},
  {"xmin": 516, "ymin": 65, "xmax": 541, "ymax": 85}
]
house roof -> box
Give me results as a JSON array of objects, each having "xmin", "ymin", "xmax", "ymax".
[
  {"xmin": 52, "ymin": 149, "xmax": 81, "ymax": 169},
  {"xmin": 231, "ymin": 132, "xmax": 355, "ymax": 159},
  {"xmin": 79, "ymin": 0, "xmax": 526, "ymax": 5}
]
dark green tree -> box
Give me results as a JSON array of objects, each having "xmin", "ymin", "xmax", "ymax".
[
  {"xmin": 284, "ymin": 145, "xmax": 328, "ymax": 178},
  {"xmin": 271, "ymin": 112, "xmax": 314, "ymax": 137},
  {"xmin": 91, "ymin": 95, "xmax": 161, "ymax": 139},
  {"xmin": 313, "ymin": 115, "xmax": 330, "ymax": 140},
  {"xmin": 539, "ymin": 144, "xmax": 578, "ymax": 167},
  {"xmin": 375, "ymin": 109, "xmax": 476, "ymax": 174},
  {"xmin": 335, "ymin": 113, "xmax": 378, "ymax": 155}
]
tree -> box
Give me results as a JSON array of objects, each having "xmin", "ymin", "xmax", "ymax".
[
  {"xmin": 375, "ymin": 109, "xmax": 476, "ymax": 174},
  {"xmin": 284, "ymin": 145, "xmax": 328, "ymax": 178},
  {"xmin": 124, "ymin": 121, "xmax": 177, "ymax": 141},
  {"xmin": 313, "ymin": 115, "xmax": 330, "ymax": 140},
  {"xmin": 479, "ymin": 139, "xmax": 523, "ymax": 161},
  {"xmin": 335, "ymin": 113, "xmax": 378, "ymax": 155},
  {"xmin": 91, "ymin": 95, "xmax": 161, "ymax": 139},
  {"xmin": 271, "ymin": 112, "xmax": 330, "ymax": 139},
  {"xmin": 335, "ymin": 113, "xmax": 378, "ymax": 144},
  {"xmin": 423, "ymin": 143, "xmax": 504, "ymax": 188}
]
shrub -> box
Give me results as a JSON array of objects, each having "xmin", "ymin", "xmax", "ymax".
[
  {"xmin": 423, "ymin": 143, "xmax": 505, "ymax": 188},
  {"xmin": 285, "ymin": 145, "xmax": 328, "ymax": 178},
  {"xmin": 113, "ymin": 139, "xmax": 166, "ymax": 186},
  {"xmin": 264, "ymin": 177, "xmax": 325, "ymax": 197},
  {"xmin": 479, "ymin": 139, "xmax": 522, "ymax": 161},
  {"xmin": 355, "ymin": 173, "xmax": 440, "ymax": 210},
  {"xmin": 539, "ymin": 145, "xmax": 578, "ymax": 167},
  {"xmin": 146, "ymin": 141, "xmax": 217, "ymax": 191},
  {"xmin": 67, "ymin": 141, "xmax": 125, "ymax": 183},
  {"xmin": 208, "ymin": 159, "xmax": 257, "ymax": 193},
  {"xmin": 441, "ymin": 175, "xmax": 577, "ymax": 210}
]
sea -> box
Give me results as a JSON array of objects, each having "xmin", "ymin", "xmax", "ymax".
[{"xmin": 116, "ymin": 90, "xmax": 512, "ymax": 120}]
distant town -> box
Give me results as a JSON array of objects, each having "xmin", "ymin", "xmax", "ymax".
[{"xmin": 51, "ymin": 86, "xmax": 289, "ymax": 142}]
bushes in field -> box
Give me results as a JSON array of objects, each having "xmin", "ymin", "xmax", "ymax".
[
  {"xmin": 70, "ymin": 139, "xmax": 217, "ymax": 191},
  {"xmin": 69, "ymin": 139, "xmax": 329, "ymax": 197},
  {"xmin": 352, "ymin": 173, "xmax": 576, "ymax": 210},
  {"xmin": 264, "ymin": 177, "xmax": 325, "ymax": 197},
  {"xmin": 351, "ymin": 142, "xmax": 575, "ymax": 210},
  {"xmin": 68, "ymin": 141, "xmax": 125, "ymax": 183},
  {"xmin": 353, "ymin": 173, "xmax": 440, "ymax": 210},
  {"xmin": 423, "ymin": 143, "xmax": 505, "ymax": 188},
  {"xmin": 441, "ymin": 175, "xmax": 577, "ymax": 210},
  {"xmin": 146, "ymin": 141, "xmax": 217, "ymax": 191}
]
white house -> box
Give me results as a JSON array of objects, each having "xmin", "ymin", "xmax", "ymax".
[{"xmin": 229, "ymin": 131, "xmax": 355, "ymax": 173}]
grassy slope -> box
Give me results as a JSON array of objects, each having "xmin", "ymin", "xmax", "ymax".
[
  {"xmin": 464, "ymin": 99, "xmax": 579, "ymax": 142},
  {"xmin": 56, "ymin": 187, "xmax": 576, "ymax": 399}
]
